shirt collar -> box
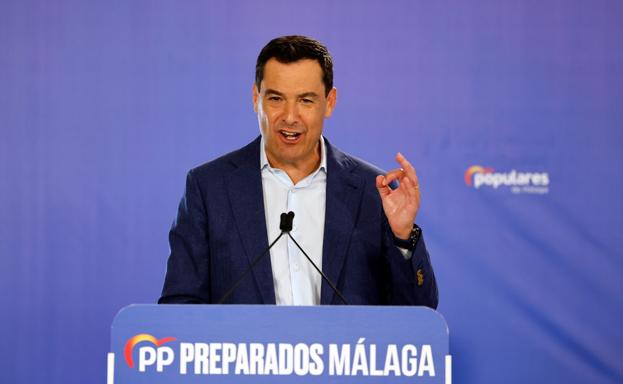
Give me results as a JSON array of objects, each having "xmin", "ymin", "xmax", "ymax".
[{"xmin": 260, "ymin": 135, "xmax": 327, "ymax": 174}]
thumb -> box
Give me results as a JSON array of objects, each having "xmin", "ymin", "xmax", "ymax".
[{"xmin": 376, "ymin": 175, "xmax": 390, "ymax": 197}]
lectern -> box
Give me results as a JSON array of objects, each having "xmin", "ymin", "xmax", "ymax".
[{"xmin": 109, "ymin": 305, "xmax": 450, "ymax": 383}]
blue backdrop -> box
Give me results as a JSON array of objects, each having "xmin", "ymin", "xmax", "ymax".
[{"xmin": 1, "ymin": 0, "xmax": 622, "ymax": 383}]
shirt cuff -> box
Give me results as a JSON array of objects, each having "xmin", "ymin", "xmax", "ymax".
[{"xmin": 396, "ymin": 246, "xmax": 413, "ymax": 260}]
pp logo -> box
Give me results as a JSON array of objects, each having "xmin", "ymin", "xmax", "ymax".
[
  {"xmin": 464, "ymin": 165, "xmax": 550, "ymax": 194},
  {"xmin": 124, "ymin": 333, "xmax": 177, "ymax": 372},
  {"xmin": 464, "ymin": 166, "xmax": 494, "ymax": 187}
]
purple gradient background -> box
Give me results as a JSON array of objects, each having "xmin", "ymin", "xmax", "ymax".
[{"xmin": 1, "ymin": 1, "xmax": 622, "ymax": 383}]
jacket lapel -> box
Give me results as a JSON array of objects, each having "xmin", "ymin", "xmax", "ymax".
[
  {"xmin": 321, "ymin": 141, "xmax": 364, "ymax": 304},
  {"xmin": 225, "ymin": 137, "xmax": 276, "ymax": 304}
]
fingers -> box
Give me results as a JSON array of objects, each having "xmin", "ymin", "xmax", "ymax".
[
  {"xmin": 402, "ymin": 176, "xmax": 421, "ymax": 205},
  {"xmin": 382, "ymin": 168, "xmax": 405, "ymax": 186},
  {"xmin": 396, "ymin": 152, "xmax": 419, "ymax": 187},
  {"xmin": 378, "ymin": 172, "xmax": 421, "ymax": 201},
  {"xmin": 381, "ymin": 153, "xmax": 420, "ymax": 187},
  {"xmin": 394, "ymin": 152, "xmax": 421, "ymax": 206},
  {"xmin": 378, "ymin": 154, "xmax": 421, "ymax": 205}
]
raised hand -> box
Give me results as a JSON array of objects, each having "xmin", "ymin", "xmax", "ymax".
[{"xmin": 375, "ymin": 153, "xmax": 421, "ymax": 240}]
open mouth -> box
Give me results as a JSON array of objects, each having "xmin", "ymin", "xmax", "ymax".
[{"xmin": 280, "ymin": 130, "xmax": 302, "ymax": 141}]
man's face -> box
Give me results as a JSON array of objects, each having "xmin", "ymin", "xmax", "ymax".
[{"xmin": 253, "ymin": 58, "xmax": 336, "ymax": 170}]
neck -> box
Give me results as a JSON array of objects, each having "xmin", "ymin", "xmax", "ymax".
[{"xmin": 266, "ymin": 143, "xmax": 321, "ymax": 185}]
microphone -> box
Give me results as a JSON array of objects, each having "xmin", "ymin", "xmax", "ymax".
[
  {"xmin": 286, "ymin": 212, "xmax": 349, "ymax": 305},
  {"xmin": 280, "ymin": 211, "xmax": 294, "ymax": 232},
  {"xmin": 217, "ymin": 212, "xmax": 292, "ymax": 304}
]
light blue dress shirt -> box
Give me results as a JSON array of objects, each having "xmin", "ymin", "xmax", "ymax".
[{"xmin": 260, "ymin": 136, "xmax": 328, "ymax": 305}]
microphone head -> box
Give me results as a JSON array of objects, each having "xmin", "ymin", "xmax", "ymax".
[{"xmin": 280, "ymin": 212, "xmax": 294, "ymax": 232}]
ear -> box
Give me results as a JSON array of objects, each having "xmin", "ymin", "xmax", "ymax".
[
  {"xmin": 324, "ymin": 87, "xmax": 337, "ymax": 118},
  {"xmin": 252, "ymin": 84, "xmax": 260, "ymax": 113}
]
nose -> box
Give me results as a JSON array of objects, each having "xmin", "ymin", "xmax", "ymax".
[{"xmin": 282, "ymin": 100, "xmax": 299, "ymax": 126}]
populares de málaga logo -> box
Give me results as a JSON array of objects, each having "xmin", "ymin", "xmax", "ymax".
[{"xmin": 465, "ymin": 166, "xmax": 549, "ymax": 194}]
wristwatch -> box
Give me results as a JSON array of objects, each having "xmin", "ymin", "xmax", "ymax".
[{"xmin": 392, "ymin": 224, "xmax": 422, "ymax": 251}]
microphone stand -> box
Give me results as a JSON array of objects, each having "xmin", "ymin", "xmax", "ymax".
[
  {"xmin": 217, "ymin": 212, "xmax": 294, "ymax": 304},
  {"xmin": 217, "ymin": 211, "xmax": 348, "ymax": 305},
  {"xmin": 287, "ymin": 233, "xmax": 348, "ymax": 305}
]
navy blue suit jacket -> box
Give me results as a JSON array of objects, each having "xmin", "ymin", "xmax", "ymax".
[{"xmin": 159, "ymin": 137, "xmax": 438, "ymax": 307}]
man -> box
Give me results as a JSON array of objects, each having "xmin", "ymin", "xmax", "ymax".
[{"xmin": 159, "ymin": 36, "xmax": 438, "ymax": 307}]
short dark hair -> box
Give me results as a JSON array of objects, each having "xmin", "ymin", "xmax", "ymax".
[{"xmin": 255, "ymin": 35, "xmax": 334, "ymax": 96}]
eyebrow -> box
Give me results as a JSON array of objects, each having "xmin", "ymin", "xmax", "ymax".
[{"xmin": 264, "ymin": 89, "xmax": 320, "ymax": 99}]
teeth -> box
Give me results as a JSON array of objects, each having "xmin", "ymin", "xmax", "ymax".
[{"xmin": 281, "ymin": 131, "xmax": 300, "ymax": 138}]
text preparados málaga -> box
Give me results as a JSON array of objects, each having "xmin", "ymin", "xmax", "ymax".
[{"xmin": 138, "ymin": 338, "xmax": 436, "ymax": 377}]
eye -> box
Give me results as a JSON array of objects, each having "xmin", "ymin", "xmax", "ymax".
[
  {"xmin": 267, "ymin": 96, "xmax": 282, "ymax": 102},
  {"xmin": 300, "ymin": 98, "xmax": 314, "ymax": 104}
]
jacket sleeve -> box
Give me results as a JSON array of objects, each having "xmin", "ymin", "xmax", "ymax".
[
  {"xmin": 158, "ymin": 169, "xmax": 211, "ymax": 304},
  {"xmin": 382, "ymin": 220, "xmax": 439, "ymax": 309}
]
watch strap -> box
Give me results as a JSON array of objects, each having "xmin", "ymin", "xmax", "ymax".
[{"xmin": 392, "ymin": 224, "xmax": 422, "ymax": 251}]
